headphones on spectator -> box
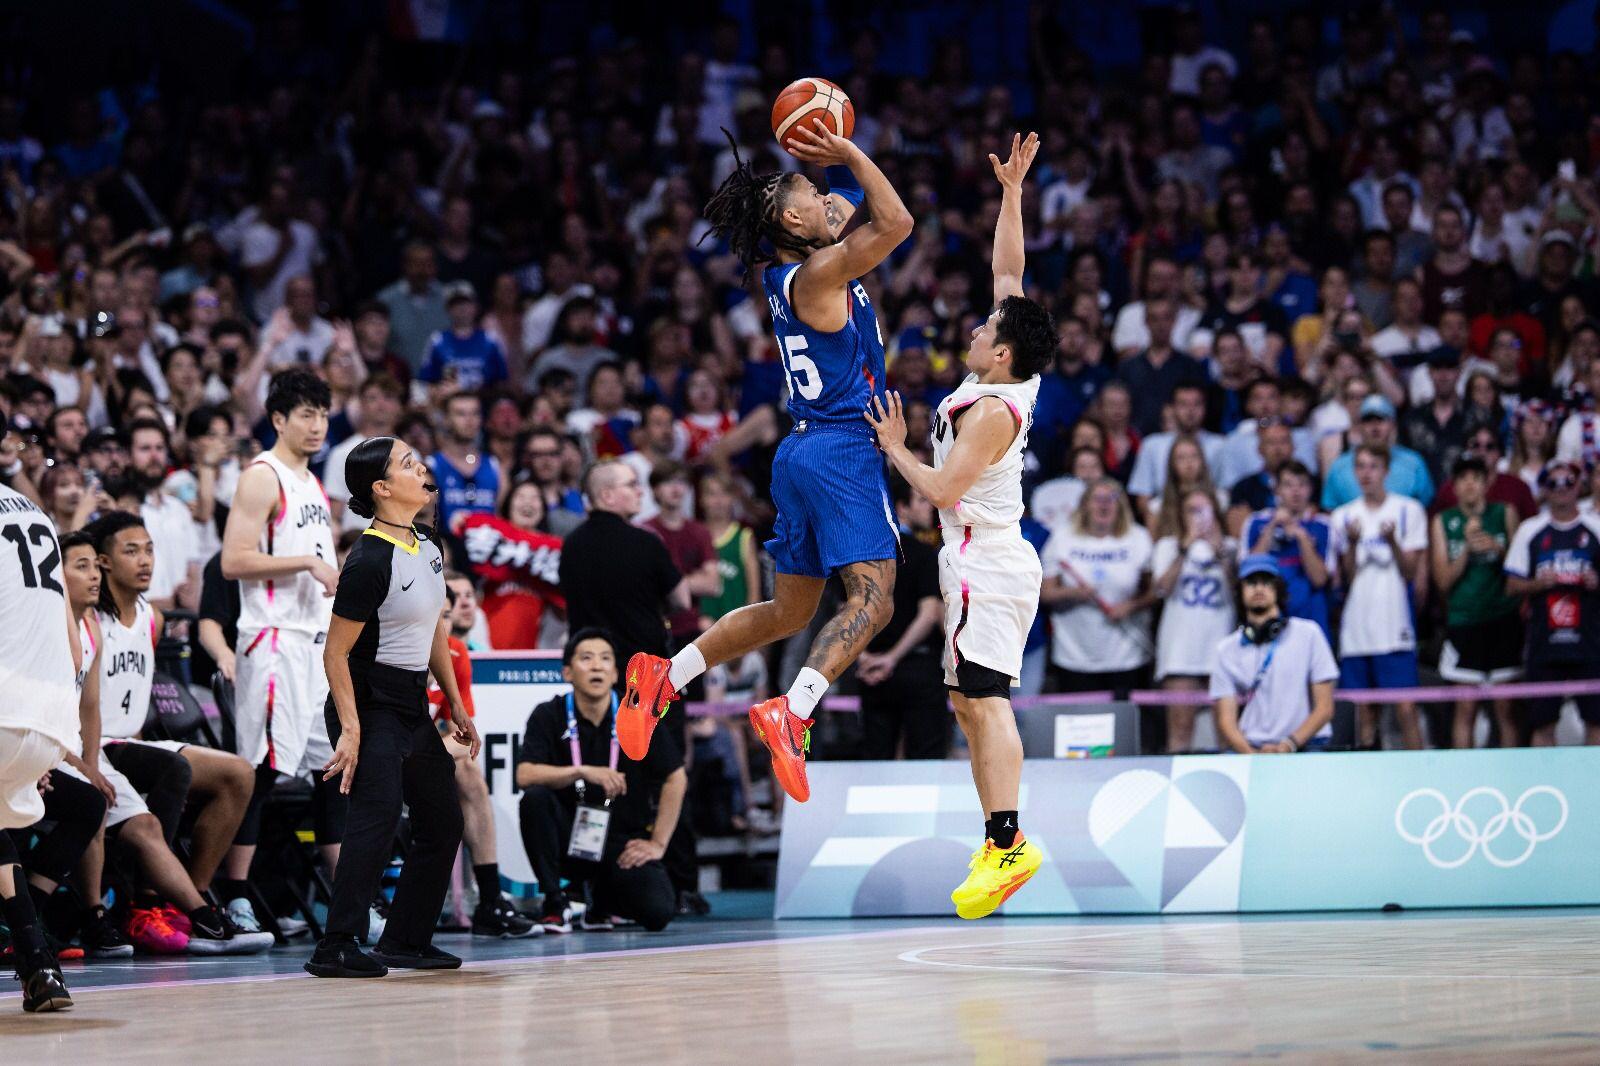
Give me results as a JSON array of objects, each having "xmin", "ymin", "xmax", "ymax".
[{"xmin": 1241, "ymin": 614, "xmax": 1287, "ymax": 645}]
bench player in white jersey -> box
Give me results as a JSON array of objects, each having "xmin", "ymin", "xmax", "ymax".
[
  {"xmin": 219, "ymin": 368, "xmax": 345, "ymax": 924},
  {"xmin": 868, "ymin": 133, "xmax": 1055, "ymax": 919},
  {"xmin": 0, "ymin": 481, "xmax": 79, "ymax": 1009},
  {"xmin": 90, "ymin": 511, "xmax": 269, "ymax": 954}
]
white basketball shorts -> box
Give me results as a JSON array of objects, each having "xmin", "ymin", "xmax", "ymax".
[
  {"xmin": 235, "ymin": 626, "xmax": 332, "ymax": 777},
  {"xmin": 938, "ymin": 525, "xmax": 1042, "ymax": 689},
  {"xmin": 0, "ymin": 727, "xmax": 68, "ymax": 830}
]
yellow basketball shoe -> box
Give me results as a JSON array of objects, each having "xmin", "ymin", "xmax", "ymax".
[{"xmin": 951, "ymin": 835, "xmax": 1042, "ymax": 920}]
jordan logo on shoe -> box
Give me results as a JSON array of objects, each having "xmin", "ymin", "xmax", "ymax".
[{"xmin": 997, "ymin": 844, "xmax": 1025, "ymax": 868}]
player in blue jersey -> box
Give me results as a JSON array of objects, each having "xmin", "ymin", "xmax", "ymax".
[{"xmin": 619, "ymin": 118, "xmax": 913, "ymax": 803}]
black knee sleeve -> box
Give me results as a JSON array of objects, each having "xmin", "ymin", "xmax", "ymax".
[
  {"xmin": 232, "ymin": 763, "xmax": 279, "ymax": 848},
  {"xmin": 0, "ymin": 829, "xmax": 18, "ymax": 866},
  {"xmin": 948, "ymin": 661, "xmax": 1013, "ymax": 700},
  {"xmin": 22, "ymin": 770, "xmax": 107, "ymax": 883}
]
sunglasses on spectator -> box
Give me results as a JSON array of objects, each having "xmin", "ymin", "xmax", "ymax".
[
  {"xmin": 528, "ymin": 448, "xmax": 561, "ymax": 459},
  {"xmin": 1546, "ymin": 473, "xmax": 1579, "ymax": 490}
]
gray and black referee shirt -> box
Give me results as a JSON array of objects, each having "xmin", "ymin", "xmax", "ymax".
[{"xmin": 332, "ymin": 527, "xmax": 446, "ymax": 671}]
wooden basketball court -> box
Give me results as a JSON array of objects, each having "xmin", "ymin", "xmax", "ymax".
[{"xmin": 5, "ymin": 908, "xmax": 1599, "ymax": 1063}]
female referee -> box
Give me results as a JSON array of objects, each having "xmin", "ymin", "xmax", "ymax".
[{"xmin": 305, "ymin": 436, "xmax": 480, "ymax": 978}]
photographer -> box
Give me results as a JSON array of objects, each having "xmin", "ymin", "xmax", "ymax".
[{"xmin": 1208, "ymin": 555, "xmax": 1338, "ymax": 754}]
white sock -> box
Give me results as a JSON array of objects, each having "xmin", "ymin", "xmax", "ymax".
[
  {"xmin": 668, "ymin": 644, "xmax": 706, "ymax": 692},
  {"xmin": 785, "ymin": 668, "xmax": 829, "ymax": 718}
]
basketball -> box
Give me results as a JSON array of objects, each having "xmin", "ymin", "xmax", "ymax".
[{"xmin": 771, "ymin": 76, "xmax": 855, "ymax": 146}]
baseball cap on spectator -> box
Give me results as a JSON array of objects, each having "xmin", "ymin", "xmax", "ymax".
[
  {"xmin": 1540, "ymin": 230, "xmax": 1577, "ymax": 250},
  {"xmin": 8, "ymin": 414, "xmax": 41, "ymax": 447},
  {"xmin": 1425, "ymin": 345, "xmax": 1461, "ymax": 368},
  {"xmin": 443, "ymin": 281, "xmax": 477, "ymax": 306},
  {"xmin": 1518, "ymin": 398, "xmax": 1554, "ymax": 424},
  {"xmin": 1539, "ymin": 458, "xmax": 1584, "ymax": 488},
  {"xmin": 1358, "ymin": 395, "xmax": 1396, "ymax": 421},
  {"xmin": 85, "ymin": 426, "xmax": 123, "ymax": 452},
  {"xmin": 1239, "ymin": 554, "xmax": 1281, "ymax": 581},
  {"xmin": 89, "ymin": 310, "xmax": 119, "ymax": 338}
]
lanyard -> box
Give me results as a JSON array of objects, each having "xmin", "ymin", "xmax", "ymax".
[
  {"xmin": 1240, "ymin": 636, "xmax": 1280, "ymax": 708},
  {"xmin": 566, "ymin": 691, "xmax": 620, "ymax": 802}
]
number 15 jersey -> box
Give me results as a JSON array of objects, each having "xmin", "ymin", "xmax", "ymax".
[
  {"xmin": 0, "ymin": 484, "xmax": 78, "ymax": 750},
  {"xmin": 763, "ymin": 262, "xmax": 886, "ymax": 424}
]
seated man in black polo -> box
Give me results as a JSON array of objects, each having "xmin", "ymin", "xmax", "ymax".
[{"xmin": 516, "ymin": 628, "xmax": 685, "ymax": 933}]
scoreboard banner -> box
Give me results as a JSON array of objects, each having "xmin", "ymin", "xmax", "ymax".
[{"xmin": 774, "ymin": 749, "xmax": 1600, "ymax": 917}]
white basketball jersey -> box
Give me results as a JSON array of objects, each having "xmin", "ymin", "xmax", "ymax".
[
  {"xmin": 931, "ymin": 373, "xmax": 1040, "ymax": 529},
  {"xmin": 99, "ymin": 598, "xmax": 155, "ymax": 741},
  {"xmin": 0, "ymin": 484, "xmax": 79, "ymax": 750},
  {"xmin": 238, "ymin": 451, "xmax": 336, "ymax": 637}
]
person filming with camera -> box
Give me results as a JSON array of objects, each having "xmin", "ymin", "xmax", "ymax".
[{"xmin": 1208, "ymin": 555, "xmax": 1338, "ymax": 754}]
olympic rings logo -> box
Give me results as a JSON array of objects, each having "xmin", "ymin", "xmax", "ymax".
[{"xmin": 1394, "ymin": 787, "xmax": 1569, "ymax": 869}]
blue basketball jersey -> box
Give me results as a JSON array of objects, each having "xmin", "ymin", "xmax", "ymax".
[{"xmin": 762, "ymin": 262, "xmax": 886, "ymax": 423}]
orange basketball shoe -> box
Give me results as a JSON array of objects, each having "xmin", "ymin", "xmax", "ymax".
[
  {"xmin": 749, "ymin": 696, "xmax": 813, "ymax": 803},
  {"xmin": 619, "ymin": 653, "xmax": 678, "ymax": 761}
]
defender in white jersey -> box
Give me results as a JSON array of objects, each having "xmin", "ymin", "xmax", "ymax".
[
  {"xmin": 869, "ymin": 133, "xmax": 1055, "ymax": 920},
  {"xmin": 219, "ymin": 368, "xmax": 343, "ymax": 913},
  {"xmin": 0, "ymin": 482, "xmax": 79, "ymax": 1010}
]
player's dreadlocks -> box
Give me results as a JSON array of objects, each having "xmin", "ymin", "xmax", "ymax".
[{"xmin": 702, "ymin": 130, "xmax": 820, "ymax": 268}]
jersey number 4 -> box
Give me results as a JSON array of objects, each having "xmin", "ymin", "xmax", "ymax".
[
  {"xmin": 2, "ymin": 522, "xmax": 62, "ymax": 594},
  {"xmin": 780, "ymin": 335, "xmax": 824, "ymax": 401}
]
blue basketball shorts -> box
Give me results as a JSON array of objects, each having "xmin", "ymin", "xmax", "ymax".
[{"xmin": 765, "ymin": 424, "xmax": 899, "ymax": 579}]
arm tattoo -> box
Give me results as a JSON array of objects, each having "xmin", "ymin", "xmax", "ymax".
[{"xmin": 805, "ymin": 560, "xmax": 896, "ymax": 677}]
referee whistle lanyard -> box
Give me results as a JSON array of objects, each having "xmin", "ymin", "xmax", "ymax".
[
  {"xmin": 1240, "ymin": 634, "xmax": 1280, "ymax": 709},
  {"xmin": 567, "ymin": 691, "xmax": 620, "ymax": 808}
]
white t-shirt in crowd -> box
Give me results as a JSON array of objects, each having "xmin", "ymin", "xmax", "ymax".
[
  {"xmin": 240, "ymin": 219, "xmax": 320, "ymax": 322},
  {"xmin": 323, "ymin": 433, "xmax": 372, "ymax": 533},
  {"xmin": 1127, "ymin": 430, "xmax": 1227, "ymax": 500},
  {"xmin": 1111, "ymin": 300, "xmax": 1202, "ymax": 354},
  {"xmin": 1329, "ymin": 493, "xmax": 1428, "ymax": 656},
  {"xmin": 1152, "ymin": 536, "xmax": 1237, "ymax": 679},
  {"xmin": 1029, "ymin": 477, "xmax": 1087, "ymax": 533},
  {"xmin": 1209, "ymin": 617, "xmax": 1338, "ymax": 746},
  {"xmin": 1555, "ymin": 411, "xmax": 1600, "ymax": 470},
  {"xmin": 141, "ymin": 491, "xmax": 201, "ymax": 603},
  {"xmin": 1369, "ymin": 324, "xmax": 1441, "ymax": 362},
  {"xmin": 267, "ymin": 317, "xmax": 337, "ymax": 368},
  {"xmin": 1041, "ymin": 525, "xmax": 1153, "ymax": 672}
]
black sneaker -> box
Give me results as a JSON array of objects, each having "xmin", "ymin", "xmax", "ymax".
[
  {"xmin": 471, "ymin": 898, "xmax": 541, "ymax": 939},
  {"xmin": 20, "ymin": 963, "xmax": 73, "ymax": 1013},
  {"xmin": 371, "ymin": 942, "xmax": 462, "ymax": 970},
  {"xmin": 187, "ymin": 906, "xmax": 273, "ymax": 956},
  {"xmin": 305, "ymin": 937, "xmax": 387, "ymax": 978},
  {"xmin": 80, "ymin": 906, "xmax": 134, "ymax": 958},
  {"xmin": 676, "ymin": 890, "xmax": 712, "ymax": 917}
]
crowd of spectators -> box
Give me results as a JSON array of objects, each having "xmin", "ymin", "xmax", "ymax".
[{"xmin": 2, "ymin": 4, "xmax": 1600, "ymax": 768}]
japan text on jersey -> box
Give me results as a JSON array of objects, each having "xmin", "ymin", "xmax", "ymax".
[{"xmin": 763, "ymin": 263, "xmax": 886, "ymax": 423}]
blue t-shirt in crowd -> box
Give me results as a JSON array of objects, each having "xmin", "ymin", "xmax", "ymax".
[
  {"xmin": 418, "ymin": 328, "xmax": 510, "ymax": 391},
  {"xmin": 1031, "ymin": 362, "xmax": 1111, "ymax": 476},
  {"xmin": 1241, "ymin": 509, "xmax": 1335, "ymax": 643},
  {"xmin": 1270, "ymin": 271, "xmax": 1319, "ymax": 323},
  {"xmin": 1320, "ymin": 444, "xmax": 1435, "ymax": 510}
]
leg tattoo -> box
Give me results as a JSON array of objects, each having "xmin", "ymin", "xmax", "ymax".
[{"xmin": 804, "ymin": 559, "xmax": 896, "ymax": 682}]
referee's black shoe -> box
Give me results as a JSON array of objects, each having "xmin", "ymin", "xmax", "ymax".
[
  {"xmin": 371, "ymin": 942, "xmax": 462, "ymax": 970},
  {"xmin": 305, "ymin": 936, "xmax": 388, "ymax": 978}
]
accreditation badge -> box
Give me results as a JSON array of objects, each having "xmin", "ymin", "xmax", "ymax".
[{"xmin": 567, "ymin": 803, "xmax": 612, "ymax": 862}]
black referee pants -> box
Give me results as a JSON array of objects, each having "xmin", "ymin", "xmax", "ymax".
[
  {"xmin": 517, "ymin": 785, "xmax": 675, "ymax": 931},
  {"xmin": 322, "ymin": 664, "xmax": 462, "ymax": 949}
]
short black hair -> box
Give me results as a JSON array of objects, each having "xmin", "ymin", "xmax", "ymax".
[
  {"xmin": 266, "ymin": 367, "xmax": 332, "ymax": 421},
  {"xmin": 59, "ymin": 529, "xmax": 95, "ymax": 554},
  {"xmin": 183, "ymin": 404, "xmax": 230, "ymax": 442},
  {"xmin": 562, "ymin": 627, "xmax": 616, "ymax": 664},
  {"xmin": 86, "ymin": 510, "xmax": 148, "ymax": 614},
  {"xmin": 993, "ymin": 295, "xmax": 1055, "ymax": 379}
]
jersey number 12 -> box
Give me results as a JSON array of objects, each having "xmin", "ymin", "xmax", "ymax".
[
  {"xmin": 2, "ymin": 522, "xmax": 62, "ymax": 594},
  {"xmin": 780, "ymin": 335, "xmax": 824, "ymax": 401}
]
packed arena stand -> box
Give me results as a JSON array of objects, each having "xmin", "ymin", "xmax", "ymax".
[{"xmin": 3, "ymin": 1, "xmax": 1600, "ymax": 961}]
